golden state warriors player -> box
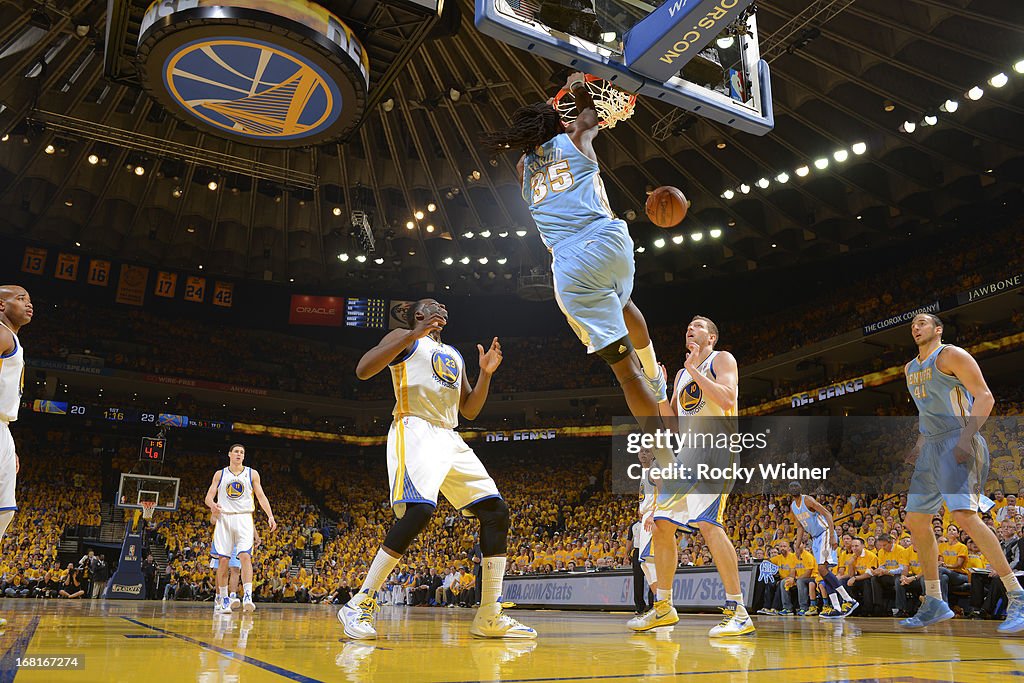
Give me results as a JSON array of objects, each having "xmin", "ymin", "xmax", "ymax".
[
  {"xmin": 0, "ymin": 285, "xmax": 32, "ymax": 630},
  {"xmin": 340, "ymin": 299, "xmax": 535, "ymax": 640},
  {"xmin": 900, "ymin": 313, "xmax": 1024, "ymax": 632},
  {"xmin": 204, "ymin": 444, "xmax": 277, "ymax": 614},
  {"xmin": 633, "ymin": 316, "xmax": 753, "ymax": 636},
  {"xmin": 482, "ymin": 72, "xmax": 667, "ymax": 420}
]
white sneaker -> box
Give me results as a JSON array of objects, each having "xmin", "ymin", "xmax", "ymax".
[
  {"xmin": 242, "ymin": 595, "xmax": 256, "ymax": 613},
  {"xmin": 708, "ymin": 613, "xmax": 756, "ymax": 637},
  {"xmin": 470, "ymin": 602, "xmax": 538, "ymax": 639},
  {"xmin": 339, "ymin": 593, "xmax": 379, "ymax": 640},
  {"xmin": 627, "ymin": 599, "xmax": 679, "ymax": 631},
  {"xmin": 214, "ymin": 596, "xmax": 232, "ymax": 614},
  {"xmin": 229, "ymin": 593, "xmax": 241, "ymax": 610}
]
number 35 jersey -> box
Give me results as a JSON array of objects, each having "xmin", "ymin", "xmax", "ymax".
[
  {"xmin": 522, "ymin": 133, "xmax": 616, "ymax": 249},
  {"xmin": 389, "ymin": 336, "xmax": 464, "ymax": 430}
]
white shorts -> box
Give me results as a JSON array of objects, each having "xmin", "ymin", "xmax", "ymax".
[
  {"xmin": 635, "ymin": 524, "xmax": 654, "ymax": 561},
  {"xmin": 654, "ymin": 492, "xmax": 726, "ymax": 531},
  {"xmin": 211, "ymin": 513, "xmax": 254, "ymax": 558},
  {"xmin": 388, "ymin": 415, "xmax": 501, "ymax": 518},
  {"xmin": 0, "ymin": 422, "xmax": 16, "ymax": 511}
]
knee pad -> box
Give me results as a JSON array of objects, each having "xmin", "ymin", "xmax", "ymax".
[
  {"xmin": 596, "ymin": 336, "xmax": 634, "ymax": 365},
  {"xmin": 383, "ymin": 502, "xmax": 435, "ymax": 554},
  {"xmin": 469, "ymin": 497, "xmax": 510, "ymax": 556},
  {"xmin": 0, "ymin": 510, "xmax": 13, "ymax": 540}
]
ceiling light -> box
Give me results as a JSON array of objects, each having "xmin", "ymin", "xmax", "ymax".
[
  {"xmin": 134, "ymin": 165, "xmax": 146, "ymax": 176},
  {"xmin": 497, "ymin": 257, "xmax": 507, "ymax": 264},
  {"xmin": 851, "ymin": 142, "xmax": 867, "ymax": 155},
  {"xmin": 186, "ymin": 226, "xmax": 195, "ymax": 233},
  {"xmin": 716, "ymin": 35, "xmax": 735, "ymax": 49},
  {"xmin": 771, "ymin": 243, "xmax": 777, "ymax": 248},
  {"xmin": 471, "ymin": 170, "xmax": 481, "ymax": 180},
  {"xmin": 414, "ymin": 210, "xmax": 424, "ymax": 220},
  {"xmin": 498, "ymin": 231, "xmax": 508, "ymax": 237},
  {"xmin": 515, "ymin": 230, "xmax": 527, "ymax": 237},
  {"xmin": 463, "ymin": 231, "xmax": 474, "ymax": 238},
  {"xmin": 601, "ymin": 31, "xmax": 617, "ymax": 42},
  {"xmin": 426, "ymin": 224, "xmax": 435, "ymax": 233},
  {"xmin": 332, "ymin": 207, "xmax": 342, "ymax": 216},
  {"xmin": 64, "ymin": 199, "xmax": 73, "ymax": 207},
  {"xmin": 443, "ymin": 257, "xmax": 454, "ymax": 265},
  {"xmin": 198, "ymin": 264, "xmax": 203, "ymax": 270},
  {"xmin": 710, "ymin": 228, "xmax": 722, "ymax": 238},
  {"xmin": 479, "ymin": 230, "xmax": 491, "ymax": 237},
  {"xmin": 940, "ymin": 99, "xmax": 958, "ymax": 113},
  {"xmin": 653, "ymin": 238, "xmax": 665, "ymax": 249},
  {"xmin": 989, "ymin": 73, "xmax": 1008, "ymax": 88},
  {"xmin": 74, "ymin": 241, "xmax": 81, "ymax": 247},
  {"xmin": 967, "ymin": 86, "xmax": 984, "ymax": 100},
  {"xmin": 722, "ymin": 189, "xmax": 735, "ymax": 199},
  {"xmin": 374, "ymin": 257, "xmax": 384, "ymax": 265},
  {"xmin": 0, "ymin": 134, "xmax": 7, "ymax": 142},
  {"xmin": 406, "ymin": 221, "xmax": 415, "ymax": 229},
  {"xmin": 355, "ymin": 255, "xmax": 366, "ymax": 263},
  {"xmin": 814, "ymin": 158, "xmax": 829, "ymax": 170},
  {"xmin": 338, "ymin": 253, "xmax": 349, "ymax": 261},
  {"xmin": 716, "ymin": 140, "xmax": 727, "ymax": 150},
  {"xmin": 427, "ymin": 203, "xmax": 436, "ymax": 212},
  {"xmin": 690, "ymin": 232, "xmax": 703, "ymax": 242},
  {"xmin": 172, "ymin": 187, "xmax": 183, "ymax": 198},
  {"xmin": 796, "ymin": 166, "xmax": 810, "ymax": 177},
  {"xmin": 289, "ymin": 278, "xmax": 295, "ymax": 282},
  {"xmin": 1015, "ymin": 59, "xmax": 1024, "ymax": 74},
  {"xmin": 45, "ymin": 144, "xmax": 55, "ymax": 154},
  {"xmin": 856, "ymin": 215, "xmax": 862, "ymax": 220},
  {"xmin": 478, "ymin": 257, "xmax": 488, "ymax": 264},
  {"xmin": 774, "ymin": 172, "xmax": 789, "ymax": 184},
  {"xmin": 672, "ymin": 235, "xmax": 684, "ymax": 244},
  {"xmin": 883, "ymin": 100, "xmax": 895, "ymax": 112},
  {"xmin": 636, "ymin": 246, "xmax": 645, "ymax": 253},
  {"xmin": 382, "ymin": 98, "xmax": 394, "ymax": 112},
  {"xmin": 756, "ymin": 178, "xmax": 769, "ymax": 189},
  {"xmin": 449, "ymin": 88, "xmax": 462, "ymax": 102},
  {"xmin": 208, "ymin": 180, "xmax": 218, "ymax": 190},
  {"xmin": 87, "ymin": 153, "xmax": 99, "ymax": 165},
  {"xmin": 408, "ymin": 250, "xmax": 417, "ymax": 256},
  {"xmin": 899, "ymin": 121, "xmax": 916, "ymax": 133},
  {"xmin": 833, "ymin": 149, "xmax": 849, "ymax": 163},
  {"xmin": 460, "ymin": 256, "xmax": 470, "ymax": 264},
  {"xmin": 739, "ymin": 184, "xmax": 750, "ymax": 194}
]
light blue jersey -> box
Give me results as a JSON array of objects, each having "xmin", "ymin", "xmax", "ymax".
[
  {"xmin": 791, "ymin": 496, "xmax": 827, "ymax": 538},
  {"xmin": 906, "ymin": 344, "xmax": 973, "ymax": 436},
  {"xmin": 522, "ymin": 133, "xmax": 615, "ymax": 250}
]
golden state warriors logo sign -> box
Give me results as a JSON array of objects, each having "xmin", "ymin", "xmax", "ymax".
[
  {"xmin": 137, "ymin": 0, "xmax": 369, "ymax": 147},
  {"xmin": 680, "ymin": 381, "xmax": 705, "ymax": 414},
  {"xmin": 431, "ymin": 350, "xmax": 460, "ymax": 389},
  {"xmin": 226, "ymin": 480, "xmax": 245, "ymax": 500}
]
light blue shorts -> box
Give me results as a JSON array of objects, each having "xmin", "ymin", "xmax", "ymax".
[
  {"xmin": 906, "ymin": 431, "xmax": 989, "ymax": 515},
  {"xmin": 209, "ymin": 549, "xmax": 241, "ymax": 569},
  {"xmin": 551, "ymin": 218, "xmax": 635, "ymax": 354},
  {"xmin": 811, "ymin": 533, "xmax": 838, "ymax": 566}
]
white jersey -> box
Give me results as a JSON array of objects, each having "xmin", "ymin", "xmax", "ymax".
[
  {"xmin": 674, "ymin": 350, "xmax": 732, "ymax": 417},
  {"xmin": 389, "ymin": 335, "xmax": 463, "ymax": 430},
  {"xmin": 217, "ymin": 466, "xmax": 255, "ymax": 514},
  {"xmin": 0, "ymin": 321, "xmax": 24, "ymax": 423}
]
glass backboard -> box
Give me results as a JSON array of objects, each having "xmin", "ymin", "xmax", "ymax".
[
  {"xmin": 117, "ymin": 473, "xmax": 181, "ymax": 511},
  {"xmin": 475, "ymin": 0, "xmax": 773, "ymax": 134}
]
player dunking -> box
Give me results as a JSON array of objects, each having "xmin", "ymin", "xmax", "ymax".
[
  {"xmin": 339, "ymin": 299, "xmax": 535, "ymax": 640},
  {"xmin": 632, "ymin": 316, "xmax": 752, "ymax": 636},
  {"xmin": 899, "ymin": 313, "xmax": 1023, "ymax": 631},
  {"xmin": 205, "ymin": 444, "xmax": 277, "ymax": 614},
  {"xmin": 788, "ymin": 482, "xmax": 858, "ymax": 618},
  {"xmin": 482, "ymin": 72, "xmax": 667, "ymax": 420},
  {"xmin": 0, "ymin": 285, "xmax": 32, "ymax": 630}
]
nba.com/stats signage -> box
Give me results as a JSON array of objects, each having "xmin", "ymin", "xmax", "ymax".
[
  {"xmin": 502, "ymin": 565, "xmax": 757, "ymax": 611},
  {"xmin": 137, "ymin": 0, "xmax": 370, "ymax": 146}
]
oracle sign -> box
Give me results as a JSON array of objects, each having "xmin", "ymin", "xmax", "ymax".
[{"xmin": 289, "ymin": 295, "xmax": 344, "ymax": 326}]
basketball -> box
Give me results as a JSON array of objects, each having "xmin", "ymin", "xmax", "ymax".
[{"xmin": 646, "ymin": 186, "xmax": 690, "ymax": 228}]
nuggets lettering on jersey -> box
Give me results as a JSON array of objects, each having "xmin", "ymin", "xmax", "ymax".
[
  {"xmin": 391, "ymin": 337, "xmax": 463, "ymax": 429},
  {"xmin": 906, "ymin": 344, "xmax": 973, "ymax": 436},
  {"xmin": 0, "ymin": 321, "xmax": 25, "ymax": 423}
]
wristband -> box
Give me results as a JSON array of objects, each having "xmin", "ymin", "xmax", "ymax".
[{"xmin": 568, "ymin": 79, "xmax": 587, "ymax": 93}]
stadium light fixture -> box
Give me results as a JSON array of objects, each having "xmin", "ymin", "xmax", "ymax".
[
  {"xmin": 427, "ymin": 202, "xmax": 437, "ymax": 212},
  {"xmin": 406, "ymin": 221, "xmax": 415, "ymax": 230},
  {"xmin": 426, "ymin": 224, "xmax": 435, "ymax": 233},
  {"xmin": 756, "ymin": 178, "xmax": 769, "ymax": 189},
  {"xmin": 1015, "ymin": 59, "xmax": 1024, "ymax": 74},
  {"xmin": 479, "ymin": 230, "xmax": 491, "ymax": 238},
  {"xmin": 989, "ymin": 73, "xmax": 1008, "ymax": 88},
  {"xmin": 672, "ymin": 235, "xmax": 684, "ymax": 244},
  {"xmin": 515, "ymin": 229, "xmax": 527, "ymax": 237},
  {"xmin": 851, "ymin": 142, "xmax": 867, "ymax": 155},
  {"xmin": 497, "ymin": 257, "xmax": 507, "ymax": 264},
  {"xmin": 338, "ymin": 253, "xmax": 349, "ymax": 261},
  {"xmin": 796, "ymin": 166, "xmax": 810, "ymax": 177},
  {"xmin": 833, "ymin": 149, "xmax": 849, "ymax": 163},
  {"xmin": 814, "ymin": 158, "xmax": 829, "ymax": 170},
  {"xmin": 498, "ymin": 231, "xmax": 509, "ymax": 238},
  {"xmin": 653, "ymin": 238, "xmax": 665, "ymax": 248},
  {"xmin": 722, "ymin": 189, "xmax": 735, "ymax": 199},
  {"xmin": 739, "ymin": 184, "xmax": 750, "ymax": 194},
  {"xmin": 414, "ymin": 210, "xmax": 425, "ymax": 219},
  {"xmin": 716, "ymin": 35, "xmax": 735, "ymax": 49},
  {"xmin": 463, "ymin": 231, "xmax": 474, "ymax": 238},
  {"xmin": 709, "ymin": 229, "xmax": 722, "ymax": 238},
  {"xmin": 967, "ymin": 86, "xmax": 984, "ymax": 100},
  {"xmin": 690, "ymin": 232, "xmax": 703, "ymax": 242},
  {"xmin": 478, "ymin": 257, "xmax": 488, "ymax": 264},
  {"xmin": 775, "ymin": 172, "xmax": 790, "ymax": 184},
  {"xmin": 333, "ymin": 207, "xmax": 342, "ymax": 216},
  {"xmin": 460, "ymin": 256, "xmax": 470, "ymax": 264},
  {"xmin": 374, "ymin": 257, "xmax": 384, "ymax": 265},
  {"xmin": 45, "ymin": 144, "xmax": 55, "ymax": 154},
  {"xmin": 355, "ymin": 255, "xmax": 366, "ymax": 263},
  {"xmin": 207, "ymin": 180, "xmax": 218, "ymax": 190},
  {"xmin": 899, "ymin": 121, "xmax": 916, "ymax": 133},
  {"xmin": 940, "ymin": 99, "xmax": 958, "ymax": 113},
  {"xmin": 636, "ymin": 246, "xmax": 645, "ymax": 253}
]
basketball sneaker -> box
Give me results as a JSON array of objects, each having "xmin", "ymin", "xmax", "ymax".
[
  {"xmin": 709, "ymin": 603, "xmax": 755, "ymax": 637},
  {"xmin": 242, "ymin": 594, "xmax": 256, "ymax": 613},
  {"xmin": 898, "ymin": 596, "xmax": 953, "ymax": 629},
  {"xmin": 339, "ymin": 593, "xmax": 379, "ymax": 640},
  {"xmin": 628, "ymin": 599, "xmax": 679, "ymax": 631},
  {"xmin": 644, "ymin": 366, "xmax": 668, "ymax": 403},
  {"xmin": 805, "ymin": 606, "xmax": 819, "ymax": 616},
  {"xmin": 818, "ymin": 606, "xmax": 836, "ymax": 618},
  {"xmin": 214, "ymin": 596, "xmax": 232, "ymax": 615},
  {"xmin": 997, "ymin": 589, "xmax": 1024, "ymax": 633},
  {"xmin": 470, "ymin": 601, "xmax": 537, "ymax": 639},
  {"xmin": 838, "ymin": 600, "xmax": 860, "ymax": 618},
  {"xmin": 229, "ymin": 592, "xmax": 241, "ymax": 610}
]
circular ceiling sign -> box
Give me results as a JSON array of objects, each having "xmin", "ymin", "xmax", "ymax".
[{"xmin": 137, "ymin": 0, "xmax": 369, "ymax": 147}]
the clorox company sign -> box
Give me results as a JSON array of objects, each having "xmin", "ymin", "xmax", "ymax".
[{"xmin": 137, "ymin": 0, "xmax": 369, "ymax": 146}]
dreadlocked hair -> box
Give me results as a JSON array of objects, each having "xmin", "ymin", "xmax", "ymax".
[{"xmin": 480, "ymin": 103, "xmax": 564, "ymax": 155}]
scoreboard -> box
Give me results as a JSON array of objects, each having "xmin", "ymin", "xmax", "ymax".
[
  {"xmin": 31, "ymin": 400, "xmax": 230, "ymax": 431},
  {"xmin": 346, "ymin": 297, "xmax": 386, "ymax": 329},
  {"xmin": 140, "ymin": 437, "xmax": 166, "ymax": 462}
]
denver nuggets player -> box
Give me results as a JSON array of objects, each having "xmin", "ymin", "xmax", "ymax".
[
  {"xmin": 482, "ymin": 72, "xmax": 667, "ymax": 419},
  {"xmin": 899, "ymin": 313, "xmax": 1024, "ymax": 631},
  {"xmin": 632, "ymin": 316, "xmax": 753, "ymax": 636},
  {"xmin": 788, "ymin": 481, "xmax": 858, "ymax": 618},
  {"xmin": 204, "ymin": 444, "xmax": 277, "ymax": 614},
  {"xmin": 340, "ymin": 299, "xmax": 535, "ymax": 640},
  {"xmin": 0, "ymin": 285, "xmax": 31, "ymax": 630}
]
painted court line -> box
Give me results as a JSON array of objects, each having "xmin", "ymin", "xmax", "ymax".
[
  {"xmin": 0, "ymin": 615, "xmax": 41, "ymax": 683},
  {"xmin": 120, "ymin": 617, "xmax": 324, "ymax": 683}
]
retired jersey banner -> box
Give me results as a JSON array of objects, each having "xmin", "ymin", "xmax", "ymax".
[
  {"xmin": 55, "ymin": 253, "xmax": 80, "ymax": 281},
  {"xmin": 154, "ymin": 272, "xmax": 177, "ymax": 298},
  {"xmin": 212, "ymin": 281, "xmax": 234, "ymax": 308},
  {"xmin": 289, "ymin": 295, "xmax": 344, "ymax": 327},
  {"xmin": 87, "ymin": 259, "xmax": 111, "ymax": 286},
  {"xmin": 389, "ymin": 300, "xmax": 416, "ymax": 329},
  {"xmin": 21, "ymin": 247, "xmax": 46, "ymax": 274},
  {"xmin": 115, "ymin": 265, "xmax": 149, "ymax": 306},
  {"xmin": 184, "ymin": 276, "xmax": 206, "ymax": 303}
]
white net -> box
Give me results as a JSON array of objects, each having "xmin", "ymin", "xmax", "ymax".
[
  {"xmin": 554, "ymin": 77, "xmax": 637, "ymax": 129},
  {"xmin": 141, "ymin": 502, "xmax": 156, "ymax": 520}
]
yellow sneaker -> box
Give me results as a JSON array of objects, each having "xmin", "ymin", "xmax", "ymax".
[
  {"xmin": 470, "ymin": 602, "xmax": 537, "ymax": 639},
  {"xmin": 628, "ymin": 599, "xmax": 680, "ymax": 632}
]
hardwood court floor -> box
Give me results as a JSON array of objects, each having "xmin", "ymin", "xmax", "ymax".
[{"xmin": 1, "ymin": 600, "xmax": 1023, "ymax": 682}]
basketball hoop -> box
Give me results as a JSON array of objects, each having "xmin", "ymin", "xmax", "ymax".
[
  {"xmin": 553, "ymin": 74, "xmax": 637, "ymax": 129},
  {"xmin": 140, "ymin": 501, "xmax": 156, "ymax": 521}
]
